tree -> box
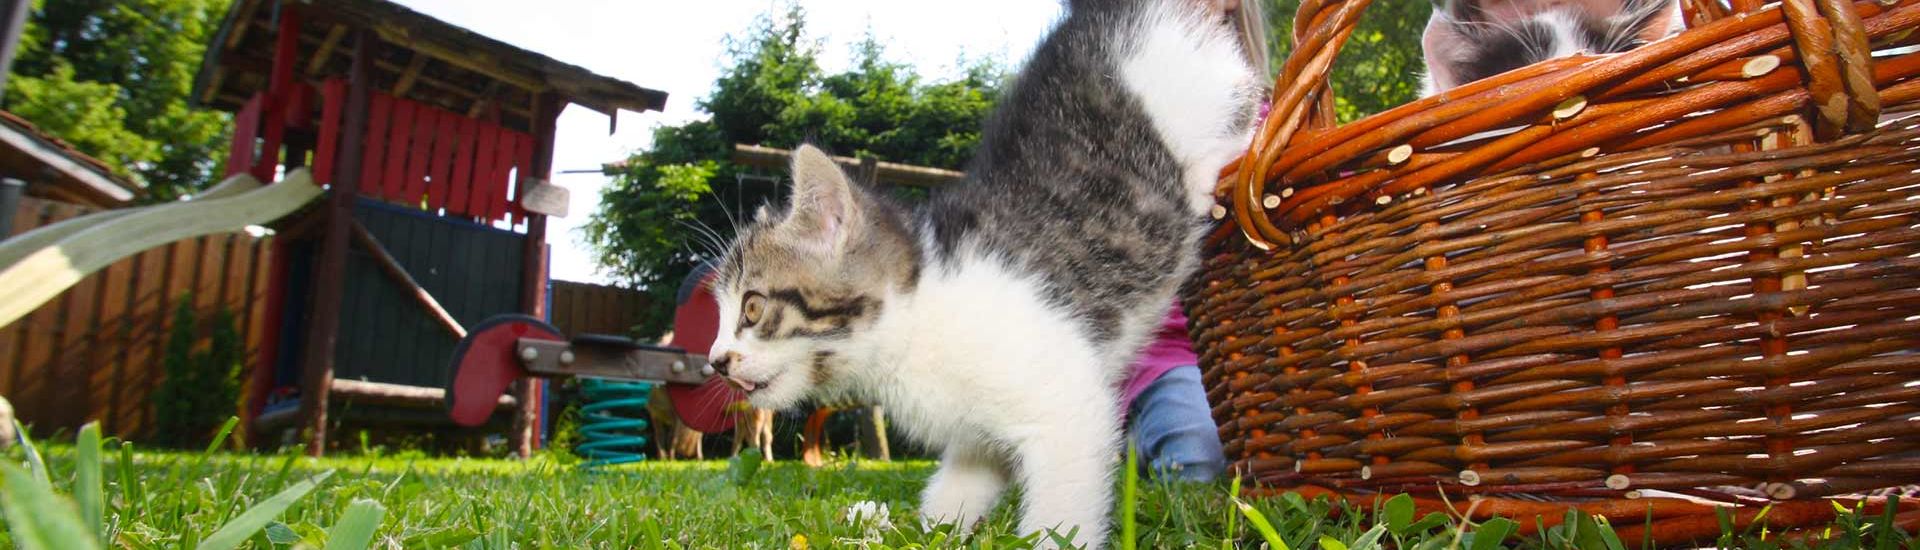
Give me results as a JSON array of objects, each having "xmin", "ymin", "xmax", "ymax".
[
  {"xmin": 585, "ymin": 5, "xmax": 1003, "ymax": 339},
  {"xmin": 1264, "ymin": 0, "xmax": 1431, "ymax": 123},
  {"xmin": 5, "ymin": 0, "xmax": 233, "ymax": 202}
]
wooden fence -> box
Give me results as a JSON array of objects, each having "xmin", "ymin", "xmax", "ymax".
[
  {"xmin": 549, "ymin": 280, "xmax": 651, "ymax": 338},
  {"xmin": 0, "ymin": 196, "xmax": 273, "ymax": 439}
]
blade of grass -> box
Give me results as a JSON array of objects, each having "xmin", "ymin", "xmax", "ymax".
[
  {"xmin": 117, "ymin": 441, "xmax": 141, "ymax": 518},
  {"xmin": 1233, "ymin": 497, "xmax": 1291, "ymax": 550},
  {"xmin": 271, "ymin": 445, "xmax": 304, "ymax": 489},
  {"xmin": 324, "ymin": 498, "xmax": 387, "ymax": 550},
  {"xmin": 0, "ymin": 463, "xmax": 102, "ymax": 550},
  {"xmin": 204, "ymin": 417, "xmax": 239, "ymax": 455},
  {"xmin": 1875, "ymin": 498, "xmax": 1900, "ymax": 550},
  {"xmin": 15, "ymin": 420, "xmax": 47, "ymax": 486},
  {"xmin": 1224, "ymin": 474, "xmax": 1242, "ymax": 550},
  {"xmin": 1121, "ymin": 442, "xmax": 1136, "ymax": 550},
  {"xmin": 75, "ymin": 422, "xmax": 104, "ymax": 542},
  {"xmin": 1350, "ymin": 524, "xmax": 1388, "ymax": 550},
  {"xmin": 193, "ymin": 470, "xmax": 334, "ymax": 550}
]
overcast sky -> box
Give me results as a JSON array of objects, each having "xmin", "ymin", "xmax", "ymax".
[{"xmin": 393, "ymin": 0, "xmax": 1065, "ymax": 285}]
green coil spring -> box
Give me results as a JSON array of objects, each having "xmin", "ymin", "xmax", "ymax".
[{"xmin": 575, "ymin": 378, "xmax": 652, "ymax": 467}]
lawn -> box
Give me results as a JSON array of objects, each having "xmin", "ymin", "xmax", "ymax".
[{"xmin": 3, "ymin": 422, "xmax": 1916, "ymax": 549}]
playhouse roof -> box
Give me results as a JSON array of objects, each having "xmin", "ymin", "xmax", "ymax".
[
  {"xmin": 193, "ymin": 0, "xmax": 668, "ymax": 133},
  {"xmin": 0, "ymin": 110, "xmax": 141, "ymax": 207}
]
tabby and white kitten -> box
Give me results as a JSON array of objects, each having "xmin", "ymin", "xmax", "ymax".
[
  {"xmin": 1422, "ymin": 0, "xmax": 1682, "ymax": 94},
  {"xmin": 701, "ymin": 0, "xmax": 1257, "ymax": 546}
]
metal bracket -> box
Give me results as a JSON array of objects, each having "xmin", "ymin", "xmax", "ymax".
[{"xmin": 514, "ymin": 337, "xmax": 710, "ymax": 385}]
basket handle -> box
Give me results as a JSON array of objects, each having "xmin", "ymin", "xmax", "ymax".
[
  {"xmin": 1228, "ymin": 0, "xmax": 1373, "ymax": 250},
  {"xmin": 1225, "ymin": 0, "xmax": 1886, "ymax": 250},
  {"xmin": 1788, "ymin": 0, "xmax": 1882, "ymax": 138}
]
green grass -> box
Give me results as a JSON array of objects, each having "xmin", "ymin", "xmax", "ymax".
[{"xmin": 2, "ymin": 421, "xmax": 1915, "ymax": 549}]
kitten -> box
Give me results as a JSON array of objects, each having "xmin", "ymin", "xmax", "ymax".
[
  {"xmin": 0, "ymin": 395, "xmax": 13, "ymax": 449},
  {"xmin": 1422, "ymin": 0, "xmax": 1682, "ymax": 94},
  {"xmin": 700, "ymin": 0, "xmax": 1258, "ymax": 546},
  {"xmin": 645, "ymin": 385, "xmax": 706, "ymax": 460},
  {"xmin": 731, "ymin": 405, "xmax": 775, "ymax": 458}
]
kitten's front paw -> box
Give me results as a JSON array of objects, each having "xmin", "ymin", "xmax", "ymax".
[{"xmin": 918, "ymin": 446, "xmax": 1009, "ymax": 535}]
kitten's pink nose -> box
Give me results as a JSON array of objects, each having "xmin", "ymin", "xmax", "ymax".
[{"xmin": 710, "ymin": 351, "xmax": 740, "ymax": 376}]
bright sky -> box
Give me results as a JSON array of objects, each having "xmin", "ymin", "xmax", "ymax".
[{"xmin": 395, "ymin": 0, "xmax": 1065, "ymax": 285}]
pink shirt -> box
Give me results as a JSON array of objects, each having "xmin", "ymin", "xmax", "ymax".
[{"xmin": 1121, "ymin": 301, "xmax": 1199, "ymax": 412}]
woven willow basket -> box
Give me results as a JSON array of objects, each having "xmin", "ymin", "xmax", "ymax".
[{"xmin": 1191, "ymin": 0, "xmax": 1920, "ymax": 543}]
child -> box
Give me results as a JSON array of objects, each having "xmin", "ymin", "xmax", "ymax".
[{"xmin": 1121, "ymin": 302, "xmax": 1226, "ymax": 482}]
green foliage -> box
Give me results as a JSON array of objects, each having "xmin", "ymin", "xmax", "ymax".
[
  {"xmin": 151, "ymin": 297, "xmax": 245, "ymax": 449},
  {"xmin": 585, "ymin": 5, "xmax": 1003, "ymax": 339},
  {"xmin": 5, "ymin": 0, "xmax": 234, "ymax": 201},
  {"xmin": 1264, "ymin": 0, "xmax": 1432, "ymax": 123}
]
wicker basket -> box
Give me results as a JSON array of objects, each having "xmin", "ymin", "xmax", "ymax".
[{"xmin": 1192, "ymin": 0, "xmax": 1920, "ymax": 544}]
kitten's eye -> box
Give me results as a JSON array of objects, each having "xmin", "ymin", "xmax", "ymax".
[{"xmin": 742, "ymin": 292, "xmax": 767, "ymax": 327}]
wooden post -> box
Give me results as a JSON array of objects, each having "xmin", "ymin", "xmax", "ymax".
[
  {"xmin": 510, "ymin": 93, "xmax": 564, "ymax": 458},
  {"xmin": 856, "ymin": 405, "xmax": 891, "ymax": 461},
  {"xmin": 296, "ymin": 29, "xmax": 375, "ymax": 457},
  {"xmin": 254, "ymin": 4, "xmax": 300, "ymax": 182}
]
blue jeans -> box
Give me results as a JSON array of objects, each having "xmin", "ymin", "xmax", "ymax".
[{"xmin": 1127, "ymin": 365, "xmax": 1226, "ymax": 482}]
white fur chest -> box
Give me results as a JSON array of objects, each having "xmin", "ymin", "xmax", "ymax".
[
  {"xmin": 841, "ymin": 251, "xmax": 1120, "ymax": 451},
  {"xmin": 1114, "ymin": 0, "xmax": 1259, "ymax": 215}
]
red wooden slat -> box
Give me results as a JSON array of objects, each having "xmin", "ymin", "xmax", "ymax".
[
  {"xmin": 488, "ymin": 129, "xmax": 519, "ymax": 221},
  {"xmin": 427, "ymin": 110, "xmax": 458, "ymax": 212},
  {"xmin": 511, "ymin": 130, "xmax": 535, "ymax": 223},
  {"xmin": 226, "ymin": 94, "xmax": 262, "ymax": 178},
  {"xmin": 404, "ymin": 107, "xmax": 437, "ymax": 207},
  {"xmin": 358, "ymin": 93, "xmax": 393, "ymax": 196},
  {"xmin": 314, "ymin": 79, "xmax": 346, "ymax": 184},
  {"xmin": 468, "ymin": 123, "xmax": 500, "ymax": 218},
  {"xmin": 448, "ymin": 116, "xmax": 478, "ymax": 215},
  {"xmin": 383, "ymin": 98, "xmax": 417, "ymax": 202}
]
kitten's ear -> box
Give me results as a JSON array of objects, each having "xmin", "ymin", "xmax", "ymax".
[
  {"xmin": 1433, "ymin": 0, "xmax": 1485, "ymax": 21},
  {"xmin": 784, "ymin": 144, "xmax": 862, "ymax": 253}
]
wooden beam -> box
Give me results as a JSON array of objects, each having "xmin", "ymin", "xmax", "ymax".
[
  {"xmin": 224, "ymin": 0, "xmax": 262, "ymax": 49},
  {"xmin": 347, "ymin": 219, "xmax": 465, "ymax": 339},
  {"xmin": 391, "ymin": 53, "xmax": 429, "ymax": 97},
  {"xmin": 730, "ymin": 144, "xmax": 965, "ymax": 188},
  {"xmin": 466, "ymin": 81, "xmax": 502, "ymax": 119},
  {"xmin": 298, "ymin": 28, "xmax": 375, "ymax": 457},
  {"xmin": 305, "ymin": 24, "xmax": 347, "ymax": 77},
  {"xmin": 331, "ymin": 379, "xmax": 515, "ymax": 409},
  {"xmin": 372, "ymin": 59, "xmax": 532, "ymax": 119},
  {"xmin": 369, "ymin": 24, "xmax": 548, "ymax": 93},
  {"xmin": 201, "ymin": 67, "xmax": 227, "ymax": 104},
  {"xmin": 255, "ymin": 3, "xmax": 301, "ymax": 181},
  {"xmin": 509, "ymin": 92, "xmax": 565, "ymax": 460}
]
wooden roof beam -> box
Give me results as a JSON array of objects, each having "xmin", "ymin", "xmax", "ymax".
[
  {"xmin": 223, "ymin": 0, "xmax": 262, "ymax": 49},
  {"xmin": 201, "ymin": 67, "xmax": 226, "ymax": 103},
  {"xmin": 306, "ymin": 24, "xmax": 347, "ymax": 77},
  {"xmin": 391, "ymin": 53, "xmax": 428, "ymax": 96},
  {"xmin": 370, "ymin": 25, "xmax": 548, "ymax": 94}
]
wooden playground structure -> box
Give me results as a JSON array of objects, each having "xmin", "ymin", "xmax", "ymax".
[{"xmin": 0, "ymin": 0, "xmax": 669, "ymax": 457}]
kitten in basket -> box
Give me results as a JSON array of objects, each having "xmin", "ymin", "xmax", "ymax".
[
  {"xmin": 1422, "ymin": 0, "xmax": 1683, "ymax": 94},
  {"xmin": 697, "ymin": 0, "xmax": 1258, "ymax": 546}
]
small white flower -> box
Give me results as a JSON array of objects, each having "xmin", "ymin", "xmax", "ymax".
[{"xmin": 843, "ymin": 500, "xmax": 892, "ymax": 529}]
